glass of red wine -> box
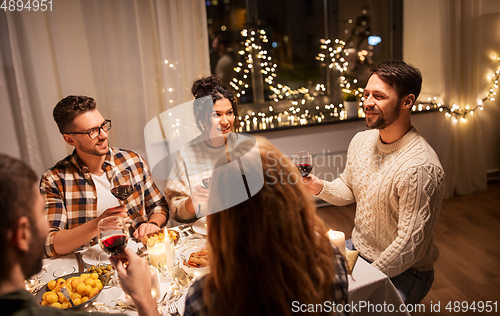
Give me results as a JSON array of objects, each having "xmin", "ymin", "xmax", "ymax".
[
  {"xmin": 110, "ymin": 169, "xmax": 133, "ymax": 204},
  {"xmin": 293, "ymin": 151, "xmax": 313, "ymax": 177},
  {"xmin": 98, "ymin": 216, "xmax": 129, "ymax": 256}
]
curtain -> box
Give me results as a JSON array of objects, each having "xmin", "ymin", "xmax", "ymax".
[
  {"xmin": 438, "ymin": 0, "xmax": 489, "ymax": 197},
  {"xmin": 0, "ymin": 0, "xmax": 210, "ymax": 176}
]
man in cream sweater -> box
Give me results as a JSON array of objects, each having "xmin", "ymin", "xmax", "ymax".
[{"xmin": 304, "ymin": 60, "xmax": 445, "ymax": 305}]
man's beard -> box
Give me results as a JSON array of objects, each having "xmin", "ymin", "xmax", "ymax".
[
  {"xmin": 364, "ymin": 101, "xmax": 402, "ymax": 130},
  {"xmin": 77, "ymin": 138, "xmax": 109, "ymax": 156},
  {"xmin": 20, "ymin": 223, "xmax": 45, "ymax": 278}
]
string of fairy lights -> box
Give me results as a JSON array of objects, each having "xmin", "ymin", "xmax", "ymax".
[
  {"xmin": 413, "ymin": 59, "xmax": 499, "ymax": 123},
  {"xmin": 229, "ymin": 28, "xmax": 499, "ymax": 131}
]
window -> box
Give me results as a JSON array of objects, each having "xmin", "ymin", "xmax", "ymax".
[{"xmin": 206, "ymin": 0, "xmax": 402, "ymax": 131}]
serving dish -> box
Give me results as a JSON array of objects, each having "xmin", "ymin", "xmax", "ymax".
[
  {"xmin": 35, "ymin": 272, "xmax": 105, "ymax": 310},
  {"xmin": 181, "ymin": 246, "xmax": 210, "ymax": 276}
]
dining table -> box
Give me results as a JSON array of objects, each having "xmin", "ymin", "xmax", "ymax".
[
  {"xmin": 348, "ymin": 257, "xmax": 410, "ymax": 316},
  {"xmin": 32, "ymin": 220, "xmax": 408, "ymax": 316}
]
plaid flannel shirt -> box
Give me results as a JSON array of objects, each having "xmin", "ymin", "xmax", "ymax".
[
  {"xmin": 41, "ymin": 147, "xmax": 169, "ymax": 258},
  {"xmin": 183, "ymin": 246, "xmax": 350, "ymax": 316}
]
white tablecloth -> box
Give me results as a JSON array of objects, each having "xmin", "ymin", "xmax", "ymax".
[
  {"xmin": 348, "ymin": 257, "xmax": 410, "ymax": 315},
  {"xmin": 39, "ymin": 243, "xmax": 408, "ymax": 315}
]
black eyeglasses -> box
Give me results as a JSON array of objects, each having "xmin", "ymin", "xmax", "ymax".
[{"xmin": 66, "ymin": 120, "xmax": 112, "ymax": 139}]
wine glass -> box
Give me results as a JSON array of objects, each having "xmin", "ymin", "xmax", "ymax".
[
  {"xmin": 292, "ymin": 151, "xmax": 313, "ymax": 177},
  {"xmin": 201, "ymin": 177, "xmax": 211, "ymax": 188},
  {"xmin": 110, "ymin": 169, "xmax": 133, "ymax": 204},
  {"xmin": 24, "ymin": 265, "xmax": 48, "ymax": 293},
  {"xmin": 98, "ymin": 216, "xmax": 129, "ymax": 256}
]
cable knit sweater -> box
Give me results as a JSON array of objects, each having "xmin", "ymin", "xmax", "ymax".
[
  {"xmin": 165, "ymin": 133, "xmax": 244, "ymax": 223},
  {"xmin": 318, "ymin": 127, "xmax": 445, "ymax": 278}
]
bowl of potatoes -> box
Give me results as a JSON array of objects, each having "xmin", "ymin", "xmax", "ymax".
[
  {"xmin": 141, "ymin": 229, "xmax": 180, "ymax": 247},
  {"xmin": 35, "ymin": 272, "xmax": 105, "ymax": 310}
]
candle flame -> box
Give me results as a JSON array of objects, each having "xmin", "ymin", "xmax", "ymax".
[{"xmin": 326, "ymin": 229, "xmax": 341, "ymax": 238}]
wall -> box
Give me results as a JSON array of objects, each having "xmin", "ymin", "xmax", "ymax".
[
  {"xmin": 479, "ymin": 2, "xmax": 500, "ymax": 175},
  {"xmin": 403, "ymin": 0, "xmax": 500, "ymax": 176}
]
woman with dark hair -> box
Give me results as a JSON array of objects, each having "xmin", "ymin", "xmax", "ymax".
[
  {"xmin": 165, "ymin": 76, "xmax": 242, "ymax": 223},
  {"xmin": 183, "ymin": 137, "xmax": 349, "ymax": 316}
]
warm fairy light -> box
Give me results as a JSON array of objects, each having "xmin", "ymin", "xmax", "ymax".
[{"xmin": 228, "ymin": 30, "xmax": 499, "ymax": 131}]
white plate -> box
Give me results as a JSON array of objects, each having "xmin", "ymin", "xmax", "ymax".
[
  {"xmin": 82, "ymin": 241, "xmax": 139, "ymax": 266},
  {"xmin": 192, "ymin": 217, "xmax": 207, "ymax": 235},
  {"xmin": 181, "ymin": 246, "xmax": 210, "ymax": 276}
]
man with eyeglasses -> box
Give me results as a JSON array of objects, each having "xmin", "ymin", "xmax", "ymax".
[{"xmin": 41, "ymin": 95, "xmax": 169, "ymax": 258}]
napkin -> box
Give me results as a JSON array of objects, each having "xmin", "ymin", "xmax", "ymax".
[{"xmin": 345, "ymin": 249, "xmax": 359, "ymax": 275}]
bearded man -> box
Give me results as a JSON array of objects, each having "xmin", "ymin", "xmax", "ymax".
[{"xmin": 304, "ymin": 60, "xmax": 445, "ymax": 305}]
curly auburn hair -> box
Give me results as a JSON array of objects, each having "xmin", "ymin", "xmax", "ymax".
[{"xmin": 203, "ymin": 137, "xmax": 343, "ymax": 316}]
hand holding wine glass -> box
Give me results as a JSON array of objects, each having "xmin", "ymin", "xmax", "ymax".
[
  {"xmin": 109, "ymin": 248, "xmax": 160, "ymax": 315},
  {"xmin": 293, "ymin": 151, "xmax": 313, "ymax": 177},
  {"xmin": 98, "ymin": 216, "xmax": 129, "ymax": 256},
  {"xmin": 110, "ymin": 169, "xmax": 134, "ymax": 204}
]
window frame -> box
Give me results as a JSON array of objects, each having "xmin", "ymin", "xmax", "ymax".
[{"xmin": 211, "ymin": 0, "xmax": 403, "ymax": 132}]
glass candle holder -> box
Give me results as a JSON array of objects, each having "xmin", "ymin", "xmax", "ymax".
[
  {"xmin": 147, "ymin": 242, "xmax": 167, "ymax": 269},
  {"xmin": 158, "ymin": 258, "xmax": 179, "ymax": 278},
  {"xmin": 24, "ymin": 275, "xmax": 40, "ymax": 293},
  {"xmin": 52, "ymin": 266, "xmax": 76, "ymax": 278},
  {"xmin": 184, "ymin": 234, "xmax": 205, "ymax": 249}
]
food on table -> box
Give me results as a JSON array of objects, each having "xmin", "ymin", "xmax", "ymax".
[
  {"xmin": 39, "ymin": 273, "xmax": 103, "ymax": 309},
  {"xmin": 141, "ymin": 229, "xmax": 178, "ymax": 247},
  {"xmin": 88, "ymin": 264, "xmax": 113, "ymax": 276},
  {"xmin": 186, "ymin": 248, "xmax": 209, "ymax": 268}
]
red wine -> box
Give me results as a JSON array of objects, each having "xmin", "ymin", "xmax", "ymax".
[
  {"xmin": 111, "ymin": 185, "xmax": 133, "ymax": 201},
  {"xmin": 297, "ymin": 164, "xmax": 313, "ymax": 177},
  {"xmin": 100, "ymin": 234, "xmax": 127, "ymax": 255}
]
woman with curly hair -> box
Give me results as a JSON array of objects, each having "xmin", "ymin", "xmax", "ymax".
[
  {"xmin": 165, "ymin": 76, "xmax": 242, "ymax": 223},
  {"xmin": 183, "ymin": 137, "xmax": 349, "ymax": 316}
]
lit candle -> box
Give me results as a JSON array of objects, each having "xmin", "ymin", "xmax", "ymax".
[
  {"xmin": 164, "ymin": 231, "xmax": 175, "ymax": 268},
  {"xmin": 327, "ymin": 230, "xmax": 346, "ymax": 257}
]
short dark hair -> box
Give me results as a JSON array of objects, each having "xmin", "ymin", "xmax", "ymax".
[
  {"xmin": 191, "ymin": 76, "xmax": 240, "ymax": 134},
  {"xmin": 369, "ymin": 60, "xmax": 422, "ymax": 101},
  {"xmin": 53, "ymin": 95, "xmax": 97, "ymax": 134},
  {"xmin": 0, "ymin": 155, "xmax": 38, "ymax": 267}
]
